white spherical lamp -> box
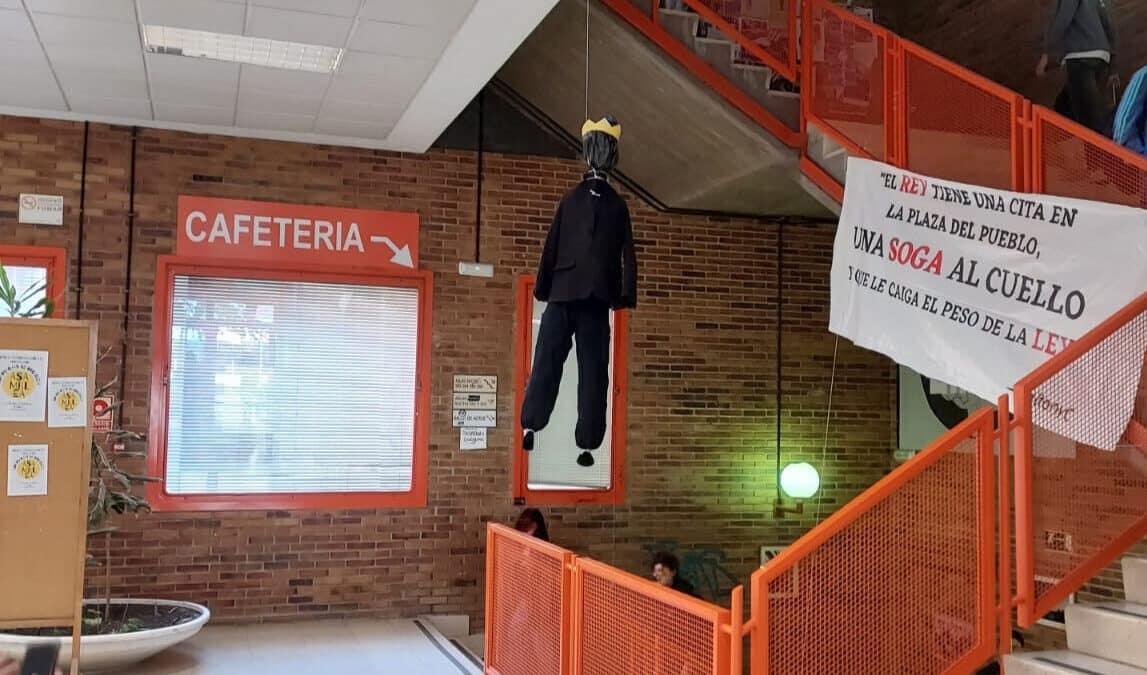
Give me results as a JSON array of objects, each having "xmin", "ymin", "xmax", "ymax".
[{"xmin": 779, "ymin": 462, "xmax": 820, "ymax": 500}]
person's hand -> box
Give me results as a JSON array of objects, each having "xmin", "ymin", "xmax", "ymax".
[{"xmin": 1036, "ymin": 53, "xmax": 1050, "ymax": 78}]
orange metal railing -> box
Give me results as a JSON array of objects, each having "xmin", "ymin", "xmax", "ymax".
[
  {"xmin": 1012, "ymin": 293, "xmax": 1147, "ymax": 627},
  {"xmin": 574, "ymin": 557, "xmax": 732, "ymax": 675},
  {"xmin": 485, "ymin": 523, "xmax": 737, "ymax": 675},
  {"xmin": 486, "ymin": 524, "xmax": 573, "ymax": 675},
  {"xmin": 1032, "ymin": 106, "xmax": 1147, "ymax": 208},
  {"xmin": 685, "ymin": 0, "xmax": 797, "ymax": 81},
  {"xmin": 748, "ymin": 407, "xmax": 998, "ymax": 675}
]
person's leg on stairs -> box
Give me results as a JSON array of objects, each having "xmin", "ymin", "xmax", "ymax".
[
  {"xmin": 520, "ymin": 302, "xmax": 574, "ymax": 451},
  {"xmin": 572, "ymin": 300, "xmax": 612, "ymax": 467}
]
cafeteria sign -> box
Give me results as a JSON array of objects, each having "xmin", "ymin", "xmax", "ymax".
[{"xmin": 177, "ymin": 196, "xmax": 419, "ymax": 271}]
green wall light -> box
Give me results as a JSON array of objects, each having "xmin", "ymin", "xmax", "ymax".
[{"xmin": 779, "ymin": 462, "xmax": 820, "ymax": 500}]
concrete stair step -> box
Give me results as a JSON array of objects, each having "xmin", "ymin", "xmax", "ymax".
[
  {"xmin": 421, "ymin": 614, "xmax": 470, "ymax": 639},
  {"xmin": 692, "ymin": 36, "xmax": 736, "ymax": 79},
  {"xmin": 1005, "ymin": 650, "xmax": 1147, "ymax": 674},
  {"xmin": 1067, "ymin": 602, "xmax": 1147, "ymax": 668},
  {"xmin": 1124, "ymin": 557, "xmax": 1147, "ymax": 604},
  {"xmin": 657, "ymin": 8, "xmax": 700, "ymax": 46}
]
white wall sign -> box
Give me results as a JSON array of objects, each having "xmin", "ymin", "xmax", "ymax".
[
  {"xmin": 453, "ymin": 409, "xmax": 496, "ymax": 428},
  {"xmin": 47, "ymin": 377, "xmax": 87, "ymax": 428},
  {"xmin": 18, "ymin": 193, "xmax": 64, "ymax": 226},
  {"xmin": 453, "ymin": 375, "xmax": 497, "ymax": 393},
  {"xmin": 831, "ymin": 158, "xmax": 1147, "ymax": 450},
  {"xmin": 452, "ymin": 392, "xmax": 496, "ymax": 410},
  {"xmin": 7, "ymin": 444, "xmax": 48, "ymax": 497},
  {"xmin": 460, "ymin": 427, "xmax": 487, "ymax": 450}
]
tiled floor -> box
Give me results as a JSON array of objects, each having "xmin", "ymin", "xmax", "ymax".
[{"xmin": 122, "ymin": 619, "xmax": 482, "ymax": 675}]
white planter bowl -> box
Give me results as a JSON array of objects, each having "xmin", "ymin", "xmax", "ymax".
[{"xmin": 0, "ymin": 599, "xmax": 210, "ymax": 673}]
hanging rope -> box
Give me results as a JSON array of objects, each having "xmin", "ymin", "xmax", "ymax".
[
  {"xmin": 814, "ymin": 336, "xmax": 841, "ymax": 521},
  {"xmin": 585, "ymin": 0, "xmax": 591, "ymax": 121}
]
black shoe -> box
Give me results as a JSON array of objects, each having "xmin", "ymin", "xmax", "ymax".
[
  {"xmin": 576, "ymin": 451, "xmax": 595, "ymax": 467},
  {"xmin": 522, "ymin": 430, "xmax": 535, "ymax": 452}
]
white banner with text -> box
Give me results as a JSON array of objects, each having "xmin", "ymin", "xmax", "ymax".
[{"xmin": 830, "ymin": 158, "xmax": 1147, "ymax": 450}]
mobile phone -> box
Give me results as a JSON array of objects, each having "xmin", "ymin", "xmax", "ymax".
[{"xmin": 20, "ymin": 644, "xmax": 59, "ymax": 675}]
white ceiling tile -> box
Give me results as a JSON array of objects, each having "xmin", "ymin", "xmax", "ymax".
[
  {"xmin": 154, "ymin": 102, "xmax": 234, "ymax": 125},
  {"xmin": 26, "ymin": 0, "xmax": 137, "ymax": 21},
  {"xmin": 252, "ymin": 0, "xmax": 361, "ymax": 17},
  {"xmin": 66, "ymin": 94, "xmax": 153, "ymax": 118},
  {"xmin": 326, "ymin": 51, "xmax": 434, "ymax": 103},
  {"xmin": 0, "ymin": 48, "xmax": 55, "ymax": 76},
  {"xmin": 246, "ymin": 5, "xmax": 352, "ymax": 46},
  {"xmin": 314, "ymin": 116, "xmax": 393, "ymax": 138},
  {"xmin": 318, "ymin": 98, "xmax": 405, "ymax": 124},
  {"xmin": 32, "ymin": 13, "xmax": 140, "ymax": 46},
  {"xmin": 56, "ymin": 67, "xmax": 150, "ymax": 99},
  {"xmin": 237, "ymin": 109, "xmax": 314, "ymax": 132},
  {"xmin": 359, "ymin": 0, "xmax": 475, "ymax": 29},
  {"xmin": 240, "ymin": 64, "xmax": 330, "ymax": 97},
  {"xmin": 347, "ymin": 20, "xmax": 448, "ymax": 59},
  {"xmin": 238, "ymin": 87, "xmax": 322, "ymax": 116},
  {"xmin": 0, "ymin": 9, "xmax": 39, "ymax": 42},
  {"xmin": 0, "ymin": 0, "xmax": 24, "ymax": 8},
  {"xmin": 138, "ymin": 0, "xmax": 246, "ymax": 34},
  {"xmin": 43, "ymin": 42, "xmax": 145, "ymax": 72},
  {"xmin": 0, "ymin": 87, "xmax": 68, "ymax": 110},
  {"xmin": 147, "ymin": 53, "xmax": 239, "ymax": 107},
  {"xmin": 326, "ymin": 76, "xmax": 421, "ymax": 104}
]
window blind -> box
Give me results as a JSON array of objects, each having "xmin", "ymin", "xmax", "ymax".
[
  {"xmin": 164, "ymin": 274, "xmax": 419, "ymax": 495},
  {"xmin": 0, "ymin": 265, "xmax": 47, "ymax": 317},
  {"xmin": 526, "ymin": 297, "xmax": 613, "ymax": 491}
]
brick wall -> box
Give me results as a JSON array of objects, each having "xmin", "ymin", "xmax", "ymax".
[
  {"xmin": 0, "ymin": 114, "xmax": 894, "ymax": 624},
  {"xmin": 870, "ymin": 0, "xmax": 1147, "ymax": 107}
]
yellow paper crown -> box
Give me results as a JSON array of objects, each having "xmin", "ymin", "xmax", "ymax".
[{"xmin": 581, "ymin": 117, "xmax": 621, "ymax": 141}]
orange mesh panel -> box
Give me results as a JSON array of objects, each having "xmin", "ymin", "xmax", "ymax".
[
  {"xmin": 760, "ymin": 433, "xmax": 990, "ymax": 674},
  {"xmin": 487, "ymin": 527, "xmax": 568, "ymax": 675},
  {"xmin": 903, "ymin": 47, "xmax": 1017, "ymax": 190},
  {"xmin": 691, "ymin": 0, "xmax": 792, "ymax": 71},
  {"xmin": 1021, "ymin": 308, "xmax": 1147, "ymax": 617},
  {"xmin": 805, "ymin": 0, "xmax": 887, "ymax": 160},
  {"xmin": 576, "ymin": 559, "xmax": 727, "ymax": 675},
  {"xmin": 1037, "ymin": 114, "xmax": 1147, "ymax": 209}
]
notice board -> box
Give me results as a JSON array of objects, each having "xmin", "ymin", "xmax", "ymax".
[{"xmin": 0, "ymin": 318, "xmax": 97, "ymax": 674}]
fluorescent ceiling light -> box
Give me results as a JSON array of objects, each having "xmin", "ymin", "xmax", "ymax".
[{"xmin": 142, "ymin": 25, "xmax": 343, "ymax": 73}]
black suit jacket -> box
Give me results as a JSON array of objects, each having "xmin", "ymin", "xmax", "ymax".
[{"xmin": 535, "ymin": 176, "xmax": 638, "ymax": 309}]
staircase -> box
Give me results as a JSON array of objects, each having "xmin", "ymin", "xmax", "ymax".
[
  {"xmin": 654, "ymin": 8, "xmax": 800, "ymax": 129},
  {"xmin": 1008, "ymin": 558, "xmax": 1147, "ymax": 674},
  {"xmin": 497, "ymin": 0, "xmax": 828, "ymax": 216}
]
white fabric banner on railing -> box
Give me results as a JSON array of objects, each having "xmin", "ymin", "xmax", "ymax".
[{"xmin": 830, "ymin": 157, "xmax": 1147, "ymax": 450}]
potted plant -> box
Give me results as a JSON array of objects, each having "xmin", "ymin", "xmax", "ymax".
[{"xmin": 0, "ymin": 265, "xmax": 210, "ymax": 672}]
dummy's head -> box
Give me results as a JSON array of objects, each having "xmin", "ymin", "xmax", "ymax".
[{"xmin": 581, "ymin": 115, "xmax": 621, "ymax": 172}]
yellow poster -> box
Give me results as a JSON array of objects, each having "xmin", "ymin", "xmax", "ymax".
[
  {"xmin": 47, "ymin": 377, "xmax": 87, "ymax": 428},
  {"xmin": 0, "ymin": 350, "xmax": 48, "ymax": 423},
  {"xmin": 7, "ymin": 444, "xmax": 48, "ymax": 497}
]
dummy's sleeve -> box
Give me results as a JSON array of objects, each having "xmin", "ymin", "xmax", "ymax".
[
  {"xmin": 620, "ymin": 205, "xmax": 638, "ymax": 309},
  {"xmin": 534, "ymin": 199, "xmax": 562, "ymax": 301}
]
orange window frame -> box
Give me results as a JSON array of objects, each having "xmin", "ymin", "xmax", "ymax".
[
  {"xmin": 513, "ymin": 275, "xmax": 628, "ymax": 505},
  {"xmin": 0, "ymin": 245, "xmax": 67, "ymax": 316},
  {"xmin": 146, "ymin": 255, "xmax": 432, "ymax": 512}
]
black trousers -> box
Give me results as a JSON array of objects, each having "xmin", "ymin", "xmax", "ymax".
[
  {"xmin": 520, "ymin": 299, "xmax": 611, "ymax": 450},
  {"xmin": 1064, "ymin": 58, "xmax": 1109, "ymax": 134}
]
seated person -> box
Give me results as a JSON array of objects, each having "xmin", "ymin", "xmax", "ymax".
[
  {"xmin": 652, "ymin": 552, "xmax": 697, "ymax": 597},
  {"xmin": 514, "ymin": 507, "xmax": 550, "ymax": 542}
]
